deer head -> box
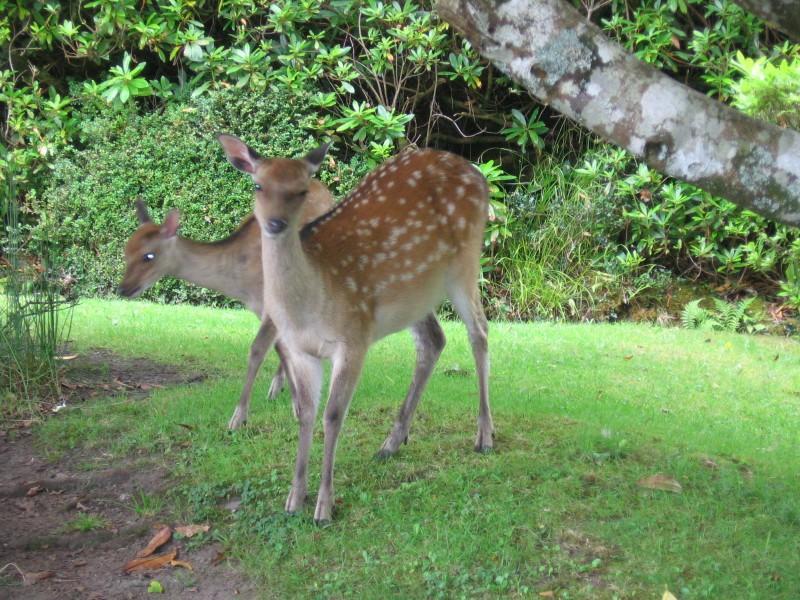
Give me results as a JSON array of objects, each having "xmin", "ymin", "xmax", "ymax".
[
  {"xmin": 118, "ymin": 200, "xmax": 180, "ymax": 297},
  {"xmin": 217, "ymin": 134, "xmax": 329, "ymax": 237}
]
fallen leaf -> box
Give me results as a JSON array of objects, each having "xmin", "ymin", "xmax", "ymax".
[
  {"xmin": 123, "ymin": 550, "xmax": 177, "ymax": 574},
  {"xmin": 23, "ymin": 571, "xmax": 55, "ymax": 585},
  {"xmin": 169, "ymin": 559, "xmax": 193, "ymax": 571},
  {"xmin": 76, "ymin": 501, "xmax": 90, "ymax": 511},
  {"xmin": 148, "ymin": 580, "xmax": 164, "ymax": 593},
  {"xmin": 177, "ymin": 423, "xmax": 195, "ymax": 431},
  {"xmin": 175, "ymin": 524, "xmax": 209, "ymax": 538},
  {"xmin": 56, "ymin": 354, "xmax": 78, "ymax": 361},
  {"xmin": 637, "ymin": 474, "xmax": 682, "ymax": 493},
  {"xmin": 739, "ymin": 465, "xmax": 753, "ymax": 480},
  {"xmin": 663, "ymin": 591, "xmax": 678, "ymax": 600},
  {"xmin": 623, "ymin": 355, "xmax": 633, "ymax": 360},
  {"xmin": 135, "ymin": 526, "xmax": 172, "ymax": 559},
  {"xmin": 210, "ymin": 550, "xmax": 226, "ymax": 566},
  {"xmin": 26, "ymin": 485, "xmax": 44, "ymax": 497},
  {"xmin": 538, "ymin": 592, "xmax": 555, "ymax": 598}
]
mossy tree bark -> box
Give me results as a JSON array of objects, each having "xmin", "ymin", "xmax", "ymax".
[{"xmin": 436, "ymin": 0, "xmax": 800, "ymax": 226}]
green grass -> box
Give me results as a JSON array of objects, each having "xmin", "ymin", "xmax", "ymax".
[
  {"xmin": 36, "ymin": 298, "xmax": 800, "ymax": 598},
  {"xmin": 62, "ymin": 513, "xmax": 109, "ymax": 533}
]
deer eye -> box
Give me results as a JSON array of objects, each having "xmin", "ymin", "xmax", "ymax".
[
  {"xmin": 143, "ymin": 252, "xmax": 156, "ymax": 262},
  {"xmin": 254, "ymin": 183, "xmax": 262, "ymax": 191}
]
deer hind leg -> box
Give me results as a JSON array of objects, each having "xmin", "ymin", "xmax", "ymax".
[
  {"xmin": 284, "ymin": 351, "xmax": 323, "ymax": 514},
  {"xmin": 376, "ymin": 313, "xmax": 445, "ymax": 459},
  {"xmin": 228, "ymin": 319, "xmax": 277, "ymax": 430},
  {"xmin": 315, "ymin": 346, "xmax": 367, "ymax": 523},
  {"xmin": 267, "ymin": 341, "xmax": 292, "ymax": 401},
  {"xmin": 448, "ymin": 282, "xmax": 494, "ymax": 452}
]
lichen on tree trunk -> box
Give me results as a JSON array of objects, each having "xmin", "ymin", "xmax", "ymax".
[{"xmin": 436, "ymin": 0, "xmax": 800, "ymax": 226}]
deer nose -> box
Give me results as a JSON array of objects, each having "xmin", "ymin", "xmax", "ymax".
[{"xmin": 266, "ymin": 218, "xmax": 288, "ymax": 235}]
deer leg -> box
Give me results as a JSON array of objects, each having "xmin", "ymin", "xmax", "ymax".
[
  {"xmin": 315, "ymin": 347, "xmax": 366, "ymax": 523},
  {"xmin": 376, "ymin": 313, "xmax": 445, "ymax": 459},
  {"xmin": 267, "ymin": 341, "xmax": 291, "ymax": 401},
  {"xmin": 449, "ymin": 284, "xmax": 494, "ymax": 452},
  {"xmin": 228, "ymin": 319, "xmax": 277, "ymax": 430},
  {"xmin": 284, "ymin": 351, "xmax": 323, "ymax": 514}
]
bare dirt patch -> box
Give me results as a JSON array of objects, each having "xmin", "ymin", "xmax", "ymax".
[
  {"xmin": 0, "ymin": 348, "xmax": 254, "ymax": 599},
  {"xmin": 57, "ymin": 346, "xmax": 207, "ymax": 406}
]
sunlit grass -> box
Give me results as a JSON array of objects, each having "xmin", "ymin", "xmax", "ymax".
[{"xmin": 39, "ymin": 298, "xmax": 800, "ymax": 598}]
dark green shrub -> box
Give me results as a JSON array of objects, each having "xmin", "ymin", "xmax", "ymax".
[{"xmin": 34, "ymin": 87, "xmax": 368, "ymax": 305}]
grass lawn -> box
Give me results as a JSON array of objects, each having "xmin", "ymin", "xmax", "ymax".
[{"xmin": 38, "ymin": 298, "xmax": 800, "ymax": 598}]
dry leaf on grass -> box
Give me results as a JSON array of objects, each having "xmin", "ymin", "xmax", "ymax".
[
  {"xmin": 23, "ymin": 571, "xmax": 55, "ymax": 585},
  {"xmin": 175, "ymin": 524, "xmax": 209, "ymax": 538},
  {"xmin": 123, "ymin": 550, "xmax": 178, "ymax": 574},
  {"xmin": 135, "ymin": 526, "xmax": 172, "ymax": 559},
  {"xmin": 701, "ymin": 457, "xmax": 719, "ymax": 470},
  {"xmin": 663, "ymin": 591, "xmax": 678, "ymax": 600},
  {"xmin": 637, "ymin": 474, "xmax": 682, "ymax": 493},
  {"xmin": 538, "ymin": 592, "xmax": 555, "ymax": 598},
  {"xmin": 169, "ymin": 559, "xmax": 193, "ymax": 571}
]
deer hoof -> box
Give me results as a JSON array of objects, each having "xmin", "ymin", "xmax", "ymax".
[
  {"xmin": 285, "ymin": 487, "xmax": 306, "ymax": 514},
  {"xmin": 374, "ymin": 448, "xmax": 395, "ymax": 461},
  {"xmin": 474, "ymin": 430, "xmax": 494, "ymax": 453},
  {"xmin": 227, "ymin": 408, "xmax": 247, "ymax": 430}
]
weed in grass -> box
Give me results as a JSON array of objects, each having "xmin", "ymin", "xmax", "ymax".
[
  {"xmin": 63, "ymin": 514, "xmax": 108, "ymax": 533},
  {"xmin": 130, "ymin": 489, "xmax": 165, "ymax": 519}
]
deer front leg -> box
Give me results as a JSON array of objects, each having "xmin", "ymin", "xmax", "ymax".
[
  {"xmin": 315, "ymin": 347, "xmax": 366, "ymax": 523},
  {"xmin": 284, "ymin": 352, "xmax": 323, "ymax": 514},
  {"xmin": 228, "ymin": 319, "xmax": 277, "ymax": 430},
  {"xmin": 377, "ymin": 313, "xmax": 445, "ymax": 458}
]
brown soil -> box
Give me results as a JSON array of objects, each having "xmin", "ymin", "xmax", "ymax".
[{"xmin": 0, "ymin": 349, "xmax": 256, "ymax": 599}]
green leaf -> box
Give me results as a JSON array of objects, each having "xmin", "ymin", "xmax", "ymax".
[{"xmin": 147, "ymin": 580, "xmax": 164, "ymax": 594}]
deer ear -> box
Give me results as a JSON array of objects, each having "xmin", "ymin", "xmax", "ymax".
[
  {"xmin": 217, "ymin": 133, "xmax": 261, "ymax": 174},
  {"xmin": 161, "ymin": 209, "xmax": 180, "ymax": 238},
  {"xmin": 135, "ymin": 199, "xmax": 152, "ymax": 224},
  {"xmin": 304, "ymin": 142, "xmax": 331, "ymax": 174}
]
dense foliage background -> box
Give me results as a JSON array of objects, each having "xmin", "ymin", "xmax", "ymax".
[{"xmin": 2, "ymin": 0, "xmax": 800, "ymax": 327}]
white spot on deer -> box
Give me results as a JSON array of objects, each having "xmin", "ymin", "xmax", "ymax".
[
  {"xmin": 404, "ymin": 258, "xmax": 413, "ymax": 267},
  {"xmin": 387, "ymin": 180, "xmax": 396, "ymax": 189},
  {"xmin": 345, "ymin": 276, "xmax": 357, "ymax": 292},
  {"xmin": 447, "ymin": 203, "xmax": 456, "ymax": 215},
  {"xmin": 400, "ymin": 273, "xmax": 414, "ymax": 282},
  {"xmin": 378, "ymin": 194, "xmax": 387, "ymax": 203},
  {"xmin": 389, "ymin": 164, "xmax": 398, "ymax": 173},
  {"xmin": 408, "ymin": 178, "xmax": 417, "ymax": 187},
  {"xmin": 369, "ymin": 217, "xmax": 380, "ymax": 227},
  {"xmin": 399, "ymin": 197, "xmax": 406, "ymax": 205},
  {"xmin": 358, "ymin": 255, "xmax": 370, "ymax": 270},
  {"xmin": 359, "ymin": 301, "xmax": 369, "ymax": 313},
  {"xmin": 373, "ymin": 252, "xmax": 387, "ymax": 265},
  {"xmin": 457, "ymin": 216, "xmax": 466, "ymax": 230},
  {"xmin": 411, "ymin": 170, "xmax": 422, "ymax": 180},
  {"xmin": 455, "ymin": 186, "xmax": 465, "ymax": 198}
]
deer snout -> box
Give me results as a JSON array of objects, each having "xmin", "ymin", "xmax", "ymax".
[
  {"xmin": 117, "ymin": 281, "xmax": 142, "ymax": 298},
  {"xmin": 265, "ymin": 218, "xmax": 288, "ymax": 235}
]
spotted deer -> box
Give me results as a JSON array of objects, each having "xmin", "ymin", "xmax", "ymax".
[
  {"xmin": 118, "ymin": 185, "xmax": 333, "ymax": 423},
  {"xmin": 218, "ymin": 135, "xmax": 494, "ymax": 522}
]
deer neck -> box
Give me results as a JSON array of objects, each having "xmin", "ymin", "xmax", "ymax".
[
  {"xmin": 169, "ymin": 236, "xmax": 261, "ymax": 311},
  {"xmin": 260, "ymin": 229, "xmax": 323, "ymax": 324}
]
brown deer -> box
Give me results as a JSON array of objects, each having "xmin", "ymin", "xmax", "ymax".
[
  {"xmin": 218, "ymin": 135, "xmax": 494, "ymax": 523},
  {"xmin": 118, "ymin": 185, "xmax": 333, "ymax": 427}
]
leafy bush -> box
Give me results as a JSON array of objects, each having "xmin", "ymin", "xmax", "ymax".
[{"xmin": 33, "ymin": 87, "xmax": 367, "ymax": 305}]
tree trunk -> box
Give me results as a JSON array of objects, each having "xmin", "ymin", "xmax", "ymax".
[
  {"xmin": 435, "ymin": 0, "xmax": 800, "ymax": 226},
  {"xmin": 730, "ymin": 0, "xmax": 800, "ymax": 42}
]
